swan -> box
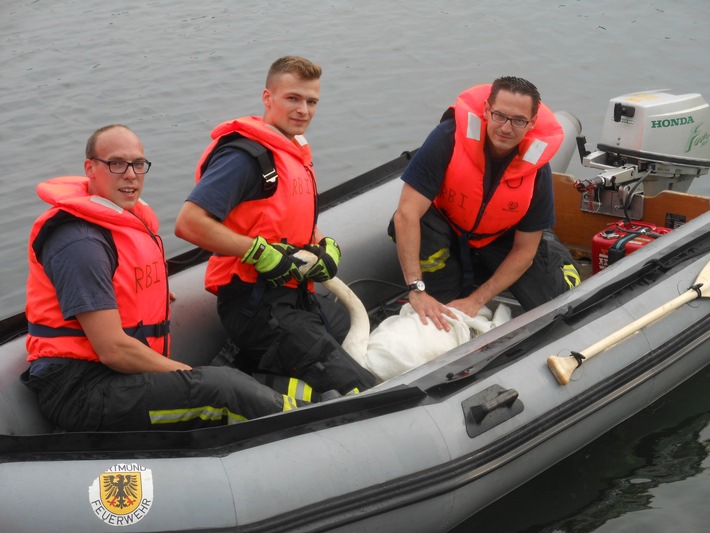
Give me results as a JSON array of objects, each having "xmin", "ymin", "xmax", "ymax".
[{"xmin": 294, "ymin": 250, "xmax": 511, "ymax": 383}]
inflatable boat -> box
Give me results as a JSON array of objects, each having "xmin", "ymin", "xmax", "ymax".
[{"xmin": 2, "ymin": 91, "xmax": 710, "ymax": 532}]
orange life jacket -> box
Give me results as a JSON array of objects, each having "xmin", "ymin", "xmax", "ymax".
[
  {"xmin": 433, "ymin": 84, "xmax": 563, "ymax": 247},
  {"xmin": 26, "ymin": 176, "xmax": 170, "ymax": 362},
  {"xmin": 195, "ymin": 117, "xmax": 318, "ymax": 294}
]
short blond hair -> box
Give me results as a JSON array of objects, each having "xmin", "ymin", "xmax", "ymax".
[{"xmin": 266, "ymin": 56, "xmax": 322, "ymax": 89}]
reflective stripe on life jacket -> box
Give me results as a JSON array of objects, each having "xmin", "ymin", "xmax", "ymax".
[
  {"xmin": 26, "ymin": 176, "xmax": 170, "ymax": 362},
  {"xmin": 196, "ymin": 117, "xmax": 318, "ymax": 294},
  {"xmin": 433, "ymin": 84, "xmax": 564, "ymax": 248}
]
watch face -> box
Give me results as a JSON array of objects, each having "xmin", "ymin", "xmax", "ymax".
[{"xmin": 409, "ymin": 280, "xmax": 425, "ymax": 292}]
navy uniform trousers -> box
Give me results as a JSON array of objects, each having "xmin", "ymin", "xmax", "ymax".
[
  {"xmin": 390, "ymin": 207, "xmax": 581, "ymax": 311},
  {"xmin": 23, "ymin": 359, "xmax": 294, "ymax": 432},
  {"xmin": 217, "ymin": 278, "xmax": 376, "ymax": 395}
]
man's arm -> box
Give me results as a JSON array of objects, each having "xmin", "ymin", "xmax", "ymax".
[
  {"xmin": 42, "ymin": 221, "xmax": 190, "ymax": 373},
  {"xmin": 76, "ymin": 309, "xmax": 191, "ymax": 373},
  {"xmin": 175, "ymin": 147, "xmax": 265, "ymax": 257},
  {"xmin": 393, "ymin": 183, "xmax": 456, "ymax": 331},
  {"xmin": 175, "ymin": 201, "xmax": 253, "ymax": 258},
  {"xmin": 447, "ymin": 229, "xmax": 542, "ymax": 317}
]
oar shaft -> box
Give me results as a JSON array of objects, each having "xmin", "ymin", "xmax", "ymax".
[{"xmin": 580, "ymin": 288, "xmax": 698, "ymax": 360}]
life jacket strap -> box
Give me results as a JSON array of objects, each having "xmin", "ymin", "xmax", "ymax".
[{"xmin": 28, "ymin": 320, "xmax": 170, "ymax": 338}]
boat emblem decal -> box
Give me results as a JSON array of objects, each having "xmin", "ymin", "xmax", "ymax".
[{"xmin": 88, "ymin": 463, "xmax": 154, "ymax": 527}]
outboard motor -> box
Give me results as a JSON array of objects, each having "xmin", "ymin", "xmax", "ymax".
[{"xmin": 575, "ymin": 90, "xmax": 710, "ymax": 219}]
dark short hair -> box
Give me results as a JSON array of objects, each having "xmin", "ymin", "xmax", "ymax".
[
  {"xmin": 489, "ymin": 76, "xmax": 541, "ymax": 116},
  {"xmin": 85, "ymin": 124, "xmax": 133, "ymax": 159},
  {"xmin": 266, "ymin": 56, "xmax": 322, "ymax": 88}
]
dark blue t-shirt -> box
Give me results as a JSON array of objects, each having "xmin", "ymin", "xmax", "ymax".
[
  {"xmin": 401, "ymin": 118, "xmax": 555, "ymax": 232},
  {"xmin": 30, "ymin": 218, "xmax": 117, "ymax": 375},
  {"xmin": 187, "ymin": 148, "xmax": 264, "ymax": 221},
  {"xmin": 39, "ymin": 219, "xmax": 118, "ymax": 319}
]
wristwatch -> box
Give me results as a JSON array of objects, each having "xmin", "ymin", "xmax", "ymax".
[{"xmin": 407, "ymin": 279, "xmax": 426, "ymax": 293}]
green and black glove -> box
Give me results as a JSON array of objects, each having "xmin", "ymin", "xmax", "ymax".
[
  {"xmin": 303, "ymin": 237, "xmax": 341, "ymax": 282},
  {"xmin": 243, "ymin": 236, "xmax": 305, "ymax": 287}
]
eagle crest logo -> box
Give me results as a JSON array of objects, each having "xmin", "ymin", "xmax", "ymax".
[
  {"xmin": 89, "ymin": 463, "xmax": 154, "ymax": 527},
  {"xmin": 100, "ymin": 472, "xmax": 142, "ymax": 514}
]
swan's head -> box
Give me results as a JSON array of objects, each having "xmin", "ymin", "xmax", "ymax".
[{"xmin": 293, "ymin": 249, "xmax": 318, "ymax": 274}]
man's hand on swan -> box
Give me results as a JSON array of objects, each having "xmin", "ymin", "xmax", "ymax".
[{"xmin": 447, "ymin": 295, "xmax": 486, "ymax": 322}]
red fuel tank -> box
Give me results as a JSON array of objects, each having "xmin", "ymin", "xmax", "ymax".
[{"xmin": 592, "ymin": 221, "xmax": 672, "ymax": 273}]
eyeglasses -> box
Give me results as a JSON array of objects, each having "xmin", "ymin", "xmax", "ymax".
[
  {"xmin": 92, "ymin": 158, "xmax": 152, "ymax": 174},
  {"xmin": 489, "ymin": 110, "xmax": 532, "ymax": 129}
]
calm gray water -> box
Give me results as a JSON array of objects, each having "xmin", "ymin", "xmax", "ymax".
[{"xmin": 2, "ymin": 1, "xmax": 709, "ymax": 530}]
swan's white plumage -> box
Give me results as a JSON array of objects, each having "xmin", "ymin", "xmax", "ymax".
[
  {"xmin": 321, "ymin": 276, "xmax": 370, "ymax": 364},
  {"xmin": 294, "ymin": 249, "xmax": 511, "ymax": 383}
]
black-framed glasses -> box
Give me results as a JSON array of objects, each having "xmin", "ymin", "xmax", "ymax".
[
  {"xmin": 489, "ymin": 110, "xmax": 532, "ymax": 129},
  {"xmin": 92, "ymin": 158, "xmax": 152, "ymax": 174}
]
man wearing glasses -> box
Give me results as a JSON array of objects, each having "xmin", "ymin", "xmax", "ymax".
[
  {"xmin": 23, "ymin": 124, "xmax": 307, "ymax": 432},
  {"xmin": 390, "ymin": 77, "xmax": 580, "ymax": 331}
]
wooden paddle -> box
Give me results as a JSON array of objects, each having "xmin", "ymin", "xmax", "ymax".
[{"xmin": 547, "ymin": 260, "xmax": 710, "ymax": 385}]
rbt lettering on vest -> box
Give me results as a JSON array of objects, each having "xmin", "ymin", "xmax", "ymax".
[
  {"xmin": 293, "ymin": 135, "xmax": 314, "ymax": 197},
  {"xmin": 434, "ymin": 112, "xmax": 480, "ymax": 210},
  {"xmin": 292, "ymin": 173, "xmax": 315, "ymax": 196},
  {"xmin": 292, "ymin": 161, "xmax": 316, "ymax": 196},
  {"xmin": 440, "ymin": 182, "xmax": 469, "ymax": 210},
  {"xmin": 134, "ymin": 261, "xmax": 162, "ymax": 292}
]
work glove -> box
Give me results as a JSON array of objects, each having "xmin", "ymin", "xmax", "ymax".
[
  {"xmin": 242, "ymin": 236, "xmax": 305, "ymax": 287},
  {"xmin": 303, "ymin": 237, "xmax": 341, "ymax": 282},
  {"xmin": 270, "ymin": 240, "xmax": 301, "ymax": 257}
]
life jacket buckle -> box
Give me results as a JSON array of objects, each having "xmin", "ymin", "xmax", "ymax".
[
  {"xmin": 154, "ymin": 320, "xmax": 170, "ymax": 337},
  {"xmin": 262, "ymin": 169, "xmax": 278, "ymax": 193}
]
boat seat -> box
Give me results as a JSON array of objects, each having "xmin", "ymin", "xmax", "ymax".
[
  {"xmin": 0, "ymin": 341, "xmax": 54, "ymax": 436},
  {"xmin": 167, "ymin": 263, "xmax": 230, "ymax": 367},
  {"xmin": 0, "ymin": 264, "xmax": 227, "ymax": 437}
]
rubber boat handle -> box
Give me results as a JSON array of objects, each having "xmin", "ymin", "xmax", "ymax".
[{"xmin": 469, "ymin": 388, "xmax": 519, "ymax": 424}]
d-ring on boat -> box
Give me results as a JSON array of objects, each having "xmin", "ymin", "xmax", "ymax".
[{"xmin": 1, "ymin": 90, "xmax": 710, "ymax": 532}]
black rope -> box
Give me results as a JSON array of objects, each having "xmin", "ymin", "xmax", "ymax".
[
  {"xmin": 570, "ymin": 351, "xmax": 586, "ymax": 368},
  {"xmin": 690, "ymin": 282, "xmax": 703, "ymax": 298}
]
